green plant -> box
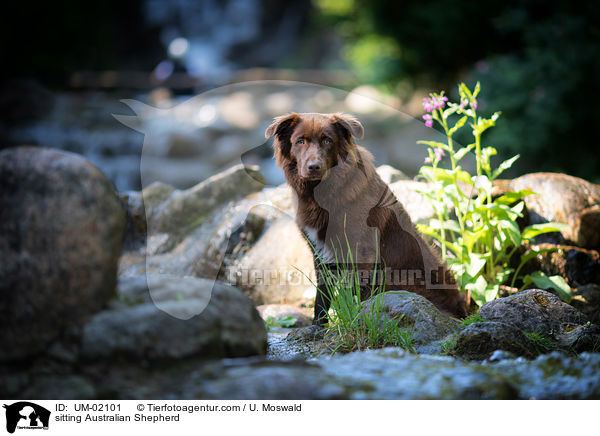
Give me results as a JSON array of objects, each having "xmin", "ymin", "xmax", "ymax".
[
  {"xmin": 439, "ymin": 334, "xmax": 458, "ymax": 356},
  {"xmin": 416, "ymin": 82, "xmax": 571, "ymax": 306},
  {"xmin": 264, "ymin": 315, "xmax": 299, "ymax": 330},
  {"xmin": 524, "ymin": 331, "xmax": 560, "ymax": 355},
  {"xmin": 297, "ymin": 236, "xmax": 416, "ymax": 354},
  {"xmin": 461, "ymin": 312, "xmax": 486, "ymax": 327}
]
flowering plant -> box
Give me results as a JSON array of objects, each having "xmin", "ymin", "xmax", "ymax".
[{"xmin": 416, "ymin": 82, "xmax": 571, "ymax": 306}]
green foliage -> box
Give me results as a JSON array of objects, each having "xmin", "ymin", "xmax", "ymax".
[
  {"xmin": 521, "ymin": 272, "xmax": 572, "ymax": 304},
  {"xmin": 438, "ymin": 333, "xmax": 459, "ymax": 356},
  {"xmin": 416, "ymin": 82, "xmax": 572, "ymax": 306},
  {"xmin": 524, "ymin": 332, "xmax": 559, "ymax": 355},
  {"xmin": 264, "ymin": 315, "xmax": 299, "ymax": 330},
  {"xmin": 461, "ymin": 312, "xmax": 486, "ymax": 327},
  {"xmin": 322, "ymin": 264, "xmax": 415, "ymax": 353},
  {"xmin": 313, "ymin": 1, "xmax": 600, "ymax": 181},
  {"xmin": 298, "ymin": 238, "xmax": 415, "ymax": 354}
]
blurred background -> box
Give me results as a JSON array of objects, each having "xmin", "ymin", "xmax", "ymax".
[{"xmin": 1, "ymin": 0, "xmax": 599, "ymax": 191}]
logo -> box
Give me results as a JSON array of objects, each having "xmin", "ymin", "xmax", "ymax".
[{"xmin": 3, "ymin": 402, "xmax": 50, "ymax": 434}]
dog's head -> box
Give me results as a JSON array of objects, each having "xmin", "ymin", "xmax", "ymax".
[{"xmin": 265, "ymin": 112, "xmax": 364, "ymax": 181}]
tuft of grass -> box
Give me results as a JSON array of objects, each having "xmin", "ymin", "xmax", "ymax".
[
  {"xmin": 439, "ymin": 334, "xmax": 459, "ymax": 356},
  {"xmin": 299, "ymin": 233, "xmax": 416, "ymax": 354},
  {"xmin": 461, "ymin": 312, "xmax": 486, "ymax": 327},
  {"xmin": 524, "ymin": 331, "xmax": 560, "ymax": 354}
]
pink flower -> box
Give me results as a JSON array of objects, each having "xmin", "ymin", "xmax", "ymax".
[
  {"xmin": 459, "ymin": 98, "xmax": 468, "ymax": 109},
  {"xmin": 423, "ymin": 97, "xmax": 435, "ymax": 113},
  {"xmin": 432, "ymin": 95, "xmax": 448, "ymax": 110},
  {"xmin": 422, "ymin": 114, "xmax": 433, "ymax": 127},
  {"xmin": 423, "ymin": 93, "xmax": 448, "ymax": 113},
  {"xmin": 434, "ymin": 147, "xmax": 445, "ymax": 161}
]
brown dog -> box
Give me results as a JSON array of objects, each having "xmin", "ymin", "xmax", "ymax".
[{"xmin": 266, "ymin": 112, "xmax": 467, "ymax": 325}]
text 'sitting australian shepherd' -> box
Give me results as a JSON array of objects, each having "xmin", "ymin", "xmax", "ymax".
[{"xmin": 266, "ymin": 112, "xmax": 467, "ymax": 325}]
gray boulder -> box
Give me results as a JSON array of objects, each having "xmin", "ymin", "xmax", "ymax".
[
  {"xmin": 454, "ymin": 321, "xmax": 537, "ymax": 360},
  {"xmin": 146, "ymin": 164, "xmax": 264, "ymax": 234},
  {"xmin": 479, "ymin": 289, "xmax": 588, "ymax": 335},
  {"xmin": 234, "ymin": 216, "xmax": 315, "ymax": 304},
  {"xmin": 82, "ymin": 277, "xmax": 267, "ymax": 360},
  {"xmin": 0, "ymin": 147, "xmax": 125, "ymax": 361},
  {"xmin": 362, "ymin": 291, "xmax": 463, "ymax": 347},
  {"xmin": 144, "ymin": 164, "xmax": 265, "ymax": 254}
]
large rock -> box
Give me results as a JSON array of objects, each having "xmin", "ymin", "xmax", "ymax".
[
  {"xmin": 108, "ymin": 348, "xmax": 600, "ymax": 399},
  {"xmin": 478, "ymin": 289, "xmax": 588, "ymax": 335},
  {"xmin": 118, "ymin": 166, "xmax": 437, "ymax": 307},
  {"xmin": 144, "ymin": 164, "xmax": 265, "ymax": 254},
  {"xmin": 454, "ymin": 322, "xmax": 537, "ymax": 360},
  {"xmin": 82, "ymin": 276, "xmax": 267, "ymax": 360},
  {"xmin": 0, "ymin": 147, "xmax": 125, "ymax": 361},
  {"xmin": 495, "ymin": 173, "xmax": 600, "ymax": 250},
  {"xmin": 234, "ymin": 216, "xmax": 315, "ymax": 304},
  {"xmin": 362, "ymin": 291, "xmax": 463, "ymax": 347}
]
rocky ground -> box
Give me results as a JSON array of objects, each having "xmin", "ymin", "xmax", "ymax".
[{"xmin": 1, "ymin": 146, "xmax": 600, "ymax": 399}]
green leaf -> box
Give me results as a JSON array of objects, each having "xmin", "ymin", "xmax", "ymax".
[
  {"xmin": 473, "ymin": 81, "xmax": 481, "ymax": 99},
  {"xmin": 475, "ymin": 117, "xmax": 496, "ymax": 135},
  {"xmin": 454, "ymin": 143, "xmax": 475, "ymax": 161},
  {"xmin": 276, "ymin": 315, "xmax": 298, "ymax": 328},
  {"xmin": 510, "ymin": 201, "xmax": 525, "ymax": 215},
  {"xmin": 492, "ymin": 155, "xmax": 520, "ymax": 179},
  {"xmin": 498, "ymin": 219, "xmax": 521, "ymax": 246},
  {"xmin": 448, "ymin": 116, "xmax": 468, "ymax": 135},
  {"xmin": 479, "ymin": 203, "xmax": 521, "ymax": 221},
  {"xmin": 466, "ymin": 275, "xmax": 488, "ymax": 306},
  {"xmin": 495, "ymin": 189, "xmax": 536, "ymax": 205},
  {"xmin": 524, "ymin": 271, "xmax": 572, "ymax": 303},
  {"xmin": 420, "ymin": 166, "xmax": 472, "ymax": 186},
  {"xmin": 522, "ymin": 222, "xmax": 568, "ymax": 240},
  {"xmin": 429, "ymin": 219, "xmax": 462, "ymax": 233},
  {"xmin": 461, "ymin": 228, "xmax": 488, "ymax": 251},
  {"xmin": 465, "ymin": 254, "xmax": 486, "ymax": 278},
  {"xmin": 442, "ymin": 105, "xmax": 460, "ymax": 119},
  {"xmin": 484, "ymin": 284, "xmax": 500, "ymax": 302},
  {"xmin": 459, "ymin": 83, "xmax": 473, "ymax": 99},
  {"xmin": 472, "ymin": 175, "xmax": 493, "ymax": 197}
]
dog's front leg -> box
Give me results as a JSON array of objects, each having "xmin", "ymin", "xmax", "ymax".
[{"xmin": 312, "ymin": 262, "xmax": 333, "ymax": 326}]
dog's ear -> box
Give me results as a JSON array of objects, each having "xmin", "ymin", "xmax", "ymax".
[
  {"xmin": 266, "ymin": 113, "xmax": 300, "ymax": 167},
  {"xmin": 265, "ymin": 113, "xmax": 300, "ymax": 139},
  {"xmin": 330, "ymin": 113, "xmax": 364, "ymax": 141}
]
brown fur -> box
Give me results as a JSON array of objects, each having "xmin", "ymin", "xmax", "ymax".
[{"xmin": 266, "ymin": 112, "xmax": 467, "ymax": 324}]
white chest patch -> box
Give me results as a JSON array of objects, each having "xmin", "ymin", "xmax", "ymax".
[{"xmin": 303, "ymin": 227, "xmax": 335, "ymax": 264}]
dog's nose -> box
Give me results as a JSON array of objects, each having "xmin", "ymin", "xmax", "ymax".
[{"xmin": 307, "ymin": 161, "xmax": 322, "ymax": 171}]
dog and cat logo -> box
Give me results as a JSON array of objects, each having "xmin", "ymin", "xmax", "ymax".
[{"xmin": 3, "ymin": 402, "xmax": 50, "ymax": 433}]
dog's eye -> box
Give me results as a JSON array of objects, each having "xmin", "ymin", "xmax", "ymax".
[
  {"xmin": 296, "ymin": 138, "xmax": 305, "ymax": 145},
  {"xmin": 322, "ymin": 137, "xmax": 333, "ymax": 144}
]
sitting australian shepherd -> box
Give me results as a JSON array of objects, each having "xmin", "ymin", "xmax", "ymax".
[{"xmin": 266, "ymin": 112, "xmax": 467, "ymax": 325}]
